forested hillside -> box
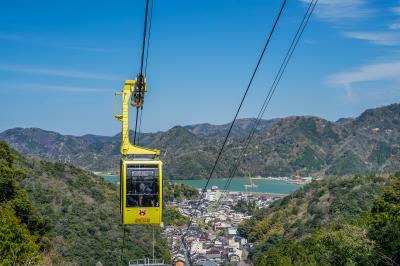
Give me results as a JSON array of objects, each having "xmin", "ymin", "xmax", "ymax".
[
  {"xmin": 0, "ymin": 141, "xmax": 170, "ymax": 265},
  {"xmin": 1, "ymin": 103, "xmax": 399, "ymax": 179},
  {"xmin": 0, "ymin": 141, "xmax": 50, "ymax": 265},
  {"xmin": 238, "ymin": 173, "xmax": 400, "ymax": 265}
]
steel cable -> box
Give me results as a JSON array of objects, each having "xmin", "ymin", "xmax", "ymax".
[
  {"xmin": 178, "ymin": 0, "xmax": 288, "ymax": 257},
  {"xmin": 219, "ymin": 0, "xmax": 318, "ymax": 204}
]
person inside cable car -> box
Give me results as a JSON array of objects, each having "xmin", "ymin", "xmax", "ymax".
[
  {"xmin": 142, "ymin": 181, "xmax": 151, "ymax": 207},
  {"xmin": 139, "ymin": 181, "xmax": 147, "ymax": 206},
  {"xmin": 139, "ymin": 182, "xmax": 147, "ymax": 193},
  {"xmin": 127, "ymin": 195, "xmax": 139, "ymax": 207},
  {"xmin": 151, "ymin": 180, "xmax": 159, "ymax": 207}
]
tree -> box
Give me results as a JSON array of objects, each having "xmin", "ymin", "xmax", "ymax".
[
  {"xmin": 367, "ymin": 177, "xmax": 400, "ymax": 264},
  {"xmin": 254, "ymin": 223, "xmax": 373, "ymax": 266},
  {"xmin": 255, "ymin": 248, "xmax": 292, "ymax": 266},
  {"xmin": 0, "ymin": 166, "xmax": 16, "ymax": 202},
  {"xmin": 0, "ymin": 205, "xmax": 40, "ymax": 265},
  {"xmin": 163, "ymin": 205, "xmax": 189, "ymax": 226},
  {"xmin": 0, "ymin": 141, "xmax": 14, "ymax": 167},
  {"xmin": 0, "ymin": 142, "xmax": 17, "ymax": 202},
  {"xmin": 233, "ymin": 200, "xmax": 257, "ymax": 215},
  {"xmin": 0, "ymin": 142, "xmax": 49, "ymax": 264},
  {"xmin": 308, "ymin": 224, "xmax": 373, "ymax": 265}
]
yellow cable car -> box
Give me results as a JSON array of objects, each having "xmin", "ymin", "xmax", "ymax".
[{"xmin": 115, "ymin": 79, "xmax": 163, "ymax": 225}]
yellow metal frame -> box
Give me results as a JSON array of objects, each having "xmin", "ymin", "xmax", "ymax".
[
  {"xmin": 121, "ymin": 159, "xmax": 163, "ymax": 225},
  {"xmin": 114, "ymin": 80, "xmax": 160, "ymax": 157},
  {"xmin": 115, "ymin": 79, "xmax": 163, "ymax": 225}
]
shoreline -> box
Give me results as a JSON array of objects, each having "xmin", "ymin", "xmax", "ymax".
[
  {"xmin": 227, "ymin": 191, "xmax": 288, "ymax": 196},
  {"xmin": 101, "ymin": 175, "xmax": 303, "ymax": 195}
]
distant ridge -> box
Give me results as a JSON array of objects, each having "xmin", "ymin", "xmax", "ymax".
[
  {"xmin": 335, "ymin": 117, "xmax": 355, "ymax": 125},
  {"xmin": 184, "ymin": 118, "xmax": 280, "ymax": 137},
  {"xmin": 1, "ymin": 103, "xmax": 399, "ymax": 178}
]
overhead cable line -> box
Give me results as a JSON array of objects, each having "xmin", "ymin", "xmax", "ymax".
[
  {"xmin": 133, "ymin": 107, "xmax": 141, "ymax": 145},
  {"xmin": 137, "ymin": 108, "xmax": 143, "ymax": 145},
  {"xmin": 178, "ymin": 0, "xmax": 288, "ymax": 254},
  {"xmin": 137, "ymin": 0, "xmax": 153, "ymax": 145},
  {"xmin": 134, "ymin": 0, "xmax": 152, "ymax": 145},
  {"xmin": 145, "ymin": 0, "xmax": 154, "ymax": 76},
  {"xmin": 120, "ymin": 226, "xmax": 127, "ymax": 265},
  {"xmin": 139, "ymin": 0, "xmax": 150, "ymax": 76},
  {"xmin": 219, "ymin": 0, "xmax": 318, "ymax": 201}
]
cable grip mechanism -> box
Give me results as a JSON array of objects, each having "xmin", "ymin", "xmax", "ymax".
[{"xmin": 131, "ymin": 74, "xmax": 147, "ymax": 108}]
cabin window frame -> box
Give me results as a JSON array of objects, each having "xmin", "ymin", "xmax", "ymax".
[{"xmin": 125, "ymin": 164, "xmax": 160, "ymax": 208}]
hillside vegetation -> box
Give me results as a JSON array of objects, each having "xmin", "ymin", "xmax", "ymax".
[
  {"xmin": 1, "ymin": 103, "xmax": 399, "ymax": 179},
  {"xmin": 0, "ymin": 141, "xmax": 170, "ymax": 265},
  {"xmin": 238, "ymin": 173, "xmax": 400, "ymax": 265},
  {"xmin": 0, "ymin": 141, "xmax": 50, "ymax": 265}
]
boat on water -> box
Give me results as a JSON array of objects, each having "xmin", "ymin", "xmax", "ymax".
[
  {"xmin": 244, "ymin": 174, "xmax": 258, "ymax": 189},
  {"xmin": 287, "ymin": 174, "xmax": 308, "ymax": 185}
]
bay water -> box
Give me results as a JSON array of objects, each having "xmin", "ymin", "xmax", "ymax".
[{"xmin": 103, "ymin": 175, "xmax": 303, "ymax": 195}]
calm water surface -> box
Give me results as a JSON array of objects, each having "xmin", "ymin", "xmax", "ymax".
[
  {"xmin": 175, "ymin": 178, "xmax": 302, "ymax": 195},
  {"xmin": 103, "ymin": 176, "xmax": 303, "ymax": 195}
]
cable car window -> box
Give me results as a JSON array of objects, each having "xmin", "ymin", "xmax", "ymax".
[{"xmin": 126, "ymin": 164, "xmax": 159, "ymax": 207}]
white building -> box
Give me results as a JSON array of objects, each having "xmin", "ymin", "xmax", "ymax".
[{"xmin": 206, "ymin": 190, "xmax": 221, "ymax": 202}]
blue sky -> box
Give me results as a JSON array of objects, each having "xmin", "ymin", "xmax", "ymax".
[{"xmin": 0, "ymin": 0, "xmax": 400, "ymax": 136}]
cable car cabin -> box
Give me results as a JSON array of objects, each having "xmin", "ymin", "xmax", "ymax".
[{"xmin": 120, "ymin": 159, "xmax": 163, "ymax": 225}]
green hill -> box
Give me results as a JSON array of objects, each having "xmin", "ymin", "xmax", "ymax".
[
  {"xmin": 0, "ymin": 141, "xmax": 50, "ymax": 265},
  {"xmin": 0, "ymin": 141, "xmax": 170, "ymax": 265},
  {"xmin": 238, "ymin": 173, "xmax": 400, "ymax": 265},
  {"xmin": 1, "ymin": 103, "xmax": 400, "ymax": 179}
]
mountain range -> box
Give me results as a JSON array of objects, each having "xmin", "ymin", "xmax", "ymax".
[{"xmin": 1, "ymin": 103, "xmax": 399, "ymax": 179}]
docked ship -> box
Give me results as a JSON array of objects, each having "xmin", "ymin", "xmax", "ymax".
[{"xmin": 244, "ymin": 174, "xmax": 258, "ymax": 189}]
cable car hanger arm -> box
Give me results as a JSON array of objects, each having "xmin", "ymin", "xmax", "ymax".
[{"xmin": 114, "ymin": 79, "xmax": 160, "ymax": 157}]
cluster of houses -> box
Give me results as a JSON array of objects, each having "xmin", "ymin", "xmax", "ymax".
[{"xmin": 163, "ymin": 187, "xmax": 282, "ymax": 265}]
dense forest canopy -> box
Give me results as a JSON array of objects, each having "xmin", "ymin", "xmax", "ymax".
[
  {"xmin": 0, "ymin": 141, "xmax": 171, "ymax": 265},
  {"xmin": 238, "ymin": 173, "xmax": 400, "ymax": 265}
]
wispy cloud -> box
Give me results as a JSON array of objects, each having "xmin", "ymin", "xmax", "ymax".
[
  {"xmin": 67, "ymin": 46, "xmax": 109, "ymax": 52},
  {"xmin": 326, "ymin": 60, "xmax": 400, "ymax": 102},
  {"xmin": 0, "ymin": 32, "xmax": 110, "ymax": 52},
  {"xmin": 303, "ymin": 1, "xmax": 400, "ymax": 47},
  {"xmin": 343, "ymin": 31, "xmax": 400, "ymax": 45},
  {"xmin": 38, "ymin": 85, "xmax": 111, "ymax": 93},
  {"xmin": 341, "ymin": 86, "xmax": 400, "ymax": 104},
  {"xmin": 391, "ymin": 6, "xmax": 400, "ymax": 15},
  {"xmin": 0, "ymin": 64, "xmax": 121, "ymax": 81},
  {"xmin": 0, "ymin": 83, "xmax": 111, "ymax": 93},
  {"xmin": 389, "ymin": 7, "xmax": 400, "ymax": 30},
  {"xmin": 302, "ymin": 0, "xmax": 373, "ymax": 21},
  {"xmin": 337, "ymin": 3, "xmax": 400, "ymax": 46},
  {"xmin": 389, "ymin": 22, "xmax": 400, "ymax": 30},
  {"xmin": 327, "ymin": 61, "xmax": 400, "ymax": 86}
]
